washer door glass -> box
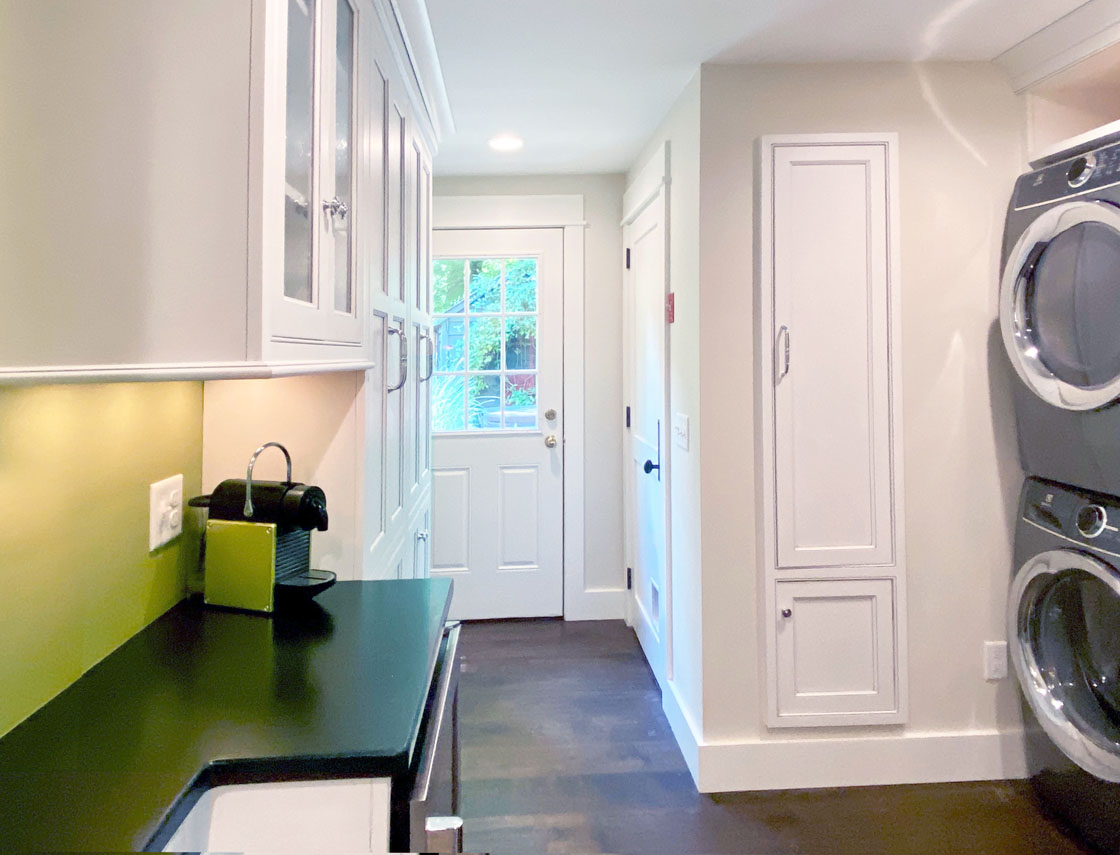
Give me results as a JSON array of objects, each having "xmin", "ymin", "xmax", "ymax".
[
  {"xmin": 1001, "ymin": 201, "xmax": 1120, "ymax": 410},
  {"xmin": 1010, "ymin": 549, "xmax": 1120, "ymax": 780}
]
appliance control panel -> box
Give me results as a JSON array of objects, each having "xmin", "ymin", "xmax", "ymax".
[
  {"xmin": 1013, "ymin": 143, "xmax": 1120, "ymax": 209},
  {"xmin": 1022, "ymin": 477, "xmax": 1120, "ymax": 552}
]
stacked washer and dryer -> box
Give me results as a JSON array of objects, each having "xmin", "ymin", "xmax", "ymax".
[{"xmin": 1002, "ymin": 127, "xmax": 1120, "ymax": 852}]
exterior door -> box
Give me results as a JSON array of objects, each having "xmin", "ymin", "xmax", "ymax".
[
  {"xmin": 623, "ymin": 180, "xmax": 669, "ymax": 680},
  {"xmin": 1001, "ymin": 200, "xmax": 1120, "ymax": 411},
  {"xmin": 429, "ymin": 228, "xmax": 564, "ymax": 619}
]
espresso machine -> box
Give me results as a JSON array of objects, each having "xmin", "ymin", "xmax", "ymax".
[{"xmin": 189, "ymin": 442, "xmax": 334, "ymax": 614}]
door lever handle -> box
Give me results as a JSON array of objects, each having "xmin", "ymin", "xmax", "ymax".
[{"xmin": 643, "ymin": 459, "xmax": 660, "ymax": 475}]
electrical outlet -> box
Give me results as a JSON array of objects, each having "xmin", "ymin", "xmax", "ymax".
[
  {"xmin": 149, "ymin": 474, "xmax": 184, "ymax": 552},
  {"xmin": 984, "ymin": 641, "xmax": 1008, "ymax": 681}
]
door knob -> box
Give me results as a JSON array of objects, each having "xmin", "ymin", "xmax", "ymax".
[
  {"xmin": 643, "ymin": 459, "xmax": 660, "ymax": 475},
  {"xmin": 545, "ymin": 435, "xmax": 558, "ymax": 448},
  {"xmin": 781, "ymin": 608, "xmax": 792, "ymax": 618}
]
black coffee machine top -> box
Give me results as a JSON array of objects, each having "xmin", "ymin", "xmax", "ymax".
[{"xmin": 188, "ymin": 441, "xmax": 329, "ymax": 532}]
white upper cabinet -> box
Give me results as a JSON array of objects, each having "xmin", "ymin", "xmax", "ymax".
[
  {"xmin": 0, "ymin": 0, "xmax": 446, "ymax": 383},
  {"xmin": 271, "ymin": 0, "xmax": 364, "ymax": 347}
]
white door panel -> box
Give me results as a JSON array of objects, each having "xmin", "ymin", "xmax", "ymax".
[
  {"xmin": 773, "ymin": 144, "xmax": 894, "ymax": 569},
  {"xmin": 624, "ymin": 177, "xmax": 669, "ymax": 682},
  {"xmin": 775, "ymin": 578, "xmax": 897, "ymax": 718},
  {"xmin": 431, "ymin": 228, "xmax": 564, "ymax": 619}
]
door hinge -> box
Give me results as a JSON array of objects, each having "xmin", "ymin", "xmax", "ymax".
[
  {"xmin": 625, "ymin": 405, "xmax": 631, "ymax": 428},
  {"xmin": 666, "ymin": 292, "xmax": 676, "ymax": 324},
  {"xmin": 625, "ymin": 248, "xmax": 631, "ymax": 269},
  {"xmin": 627, "ymin": 568, "xmax": 632, "ymax": 590}
]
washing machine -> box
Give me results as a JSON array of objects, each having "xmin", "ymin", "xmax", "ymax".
[
  {"xmin": 1011, "ymin": 476, "xmax": 1120, "ymax": 851},
  {"xmin": 1001, "ymin": 131, "xmax": 1120, "ymax": 495}
]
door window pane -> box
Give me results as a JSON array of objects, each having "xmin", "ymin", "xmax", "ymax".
[
  {"xmin": 505, "ymin": 318, "xmax": 536, "ymax": 370},
  {"xmin": 505, "ymin": 258, "xmax": 538, "ymax": 311},
  {"xmin": 434, "ymin": 259, "xmax": 466, "ymax": 313},
  {"xmin": 284, "ymin": 0, "xmax": 316, "ymax": 304},
  {"xmin": 432, "ymin": 256, "xmax": 540, "ymax": 433},
  {"xmin": 1027, "ymin": 222, "xmax": 1120, "ymax": 387},
  {"xmin": 432, "ymin": 375, "xmax": 465, "ymax": 432},
  {"xmin": 332, "ymin": 0, "xmax": 355, "ymax": 313},
  {"xmin": 469, "ymin": 260, "xmax": 502, "ymax": 312},
  {"xmin": 468, "ymin": 376, "xmax": 502, "ymax": 430},
  {"xmin": 468, "ymin": 318, "xmax": 501, "ymax": 371},
  {"xmin": 505, "ymin": 374, "xmax": 537, "ymax": 429},
  {"xmin": 435, "ymin": 317, "xmax": 465, "ymax": 371}
]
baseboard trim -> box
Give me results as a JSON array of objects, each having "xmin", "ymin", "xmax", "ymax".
[
  {"xmin": 695, "ymin": 728, "xmax": 1029, "ymax": 793},
  {"xmin": 660, "ymin": 678, "xmax": 702, "ymax": 785},
  {"xmin": 564, "ymin": 587, "xmax": 626, "ymax": 621}
]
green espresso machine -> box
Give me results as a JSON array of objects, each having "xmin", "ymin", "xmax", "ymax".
[{"xmin": 189, "ymin": 442, "xmax": 334, "ymax": 614}]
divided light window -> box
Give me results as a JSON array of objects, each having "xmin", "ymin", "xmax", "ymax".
[{"xmin": 432, "ymin": 257, "xmax": 540, "ymax": 432}]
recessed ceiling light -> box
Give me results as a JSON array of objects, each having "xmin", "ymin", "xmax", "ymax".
[{"xmin": 488, "ymin": 134, "xmax": 524, "ymax": 153}]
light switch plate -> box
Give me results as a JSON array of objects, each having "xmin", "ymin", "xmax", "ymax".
[
  {"xmin": 150, "ymin": 474, "xmax": 184, "ymax": 552},
  {"xmin": 673, "ymin": 413, "xmax": 690, "ymax": 450}
]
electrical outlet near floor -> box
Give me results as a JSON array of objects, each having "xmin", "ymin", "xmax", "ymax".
[
  {"xmin": 983, "ymin": 640, "xmax": 1008, "ymax": 681},
  {"xmin": 149, "ymin": 474, "xmax": 184, "ymax": 552}
]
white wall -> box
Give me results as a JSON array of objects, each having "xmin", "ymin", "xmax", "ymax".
[
  {"xmin": 628, "ymin": 62, "xmax": 1029, "ymax": 790},
  {"xmin": 201, "ymin": 374, "xmax": 364, "ymax": 582},
  {"xmin": 624, "ymin": 74, "xmax": 705, "ymax": 753},
  {"xmin": 433, "ymin": 174, "xmax": 628, "ymax": 602}
]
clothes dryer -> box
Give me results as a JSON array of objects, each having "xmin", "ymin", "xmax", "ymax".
[
  {"xmin": 1001, "ymin": 133, "xmax": 1120, "ymax": 495},
  {"xmin": 1011, "ymin": 477, "xmax": 1120, "ymax": 852}
]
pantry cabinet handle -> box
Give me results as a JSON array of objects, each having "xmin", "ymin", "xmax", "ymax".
[
  {"xmin": 775, "ymin": 325, "xmax": 791, "ymax": 384},
  {"xmin": 388, "ymin": 326, "xmax": 408, "ymax": 393},
  {"xmin": 419, "ymin": 331, "xmax": 434, "ymax": 382}
]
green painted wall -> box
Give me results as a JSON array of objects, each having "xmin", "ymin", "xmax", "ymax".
[{"xmin": 0, "ymin": 382, "xmax": 203, "ymax": 737}]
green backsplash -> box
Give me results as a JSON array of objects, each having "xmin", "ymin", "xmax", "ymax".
[{"xmin": 0, "ymin": 382, "xmax": 203, "ymax": 737}]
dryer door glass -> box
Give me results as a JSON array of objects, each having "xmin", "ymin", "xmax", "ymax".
[
  {"xmin": 1001, "ymin": 200, "xmax": 1120, "ymax": 410},
  {"xmin": 1013, "ymin": 551, "xmax": 1120, "ymax": 780},
  {"xmin": 1025, "ymin": 221, "xmax": 1120, "ymax": 387}
]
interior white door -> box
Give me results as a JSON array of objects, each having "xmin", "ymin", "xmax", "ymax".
[
  {"xmin": 430, "ymin": 228, "xmax": 564, "ymax": 619},
  {"xmin": 624, "ymin": 189, "xmax": 669, "ymax": 679}
]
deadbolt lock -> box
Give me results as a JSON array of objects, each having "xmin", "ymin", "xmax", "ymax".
[{"xmin": 544, "ymin": 408, "xmax": 557, "ymax": 421}]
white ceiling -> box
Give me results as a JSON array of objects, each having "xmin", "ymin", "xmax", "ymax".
[{"xmin": 426, "ymin": 0, "xmax": 1089, "ymax": 176}]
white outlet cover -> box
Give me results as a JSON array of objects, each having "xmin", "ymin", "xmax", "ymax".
[
  {"xmin": 983, "ymin": 640, "xmax": 1008, "ymax": 681},
  {"xmin": 149, "ymin": 474, "xmax": 184, "ymax": 552},
  {"xmin": 673, "ymin": 412, "xmax": 690, "ymax": 451}
]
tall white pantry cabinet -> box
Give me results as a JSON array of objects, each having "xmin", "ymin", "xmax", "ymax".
[
  {"xmin": 2, "ymin": 1, "xmax": 440, "ymax": 580},
  {"xmin": 757, "ymin": 135, "xmax": 908, "ymax": 728}
]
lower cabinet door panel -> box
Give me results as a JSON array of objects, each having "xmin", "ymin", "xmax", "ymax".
[{"xmin": 774, "ymin": 578, "xmax": 899, "ymax": 724}]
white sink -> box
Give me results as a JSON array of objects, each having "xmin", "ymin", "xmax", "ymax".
[{"xmin": 161, "ymin": 778, "xmax": 391, "ymax": 854}]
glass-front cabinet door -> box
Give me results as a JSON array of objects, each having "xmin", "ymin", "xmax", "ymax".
[{"xmin": 273, "ymin": 0, "xmax": 364, "ymax": 347}]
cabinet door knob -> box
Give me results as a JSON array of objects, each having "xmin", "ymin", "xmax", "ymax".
[{"xmin": 781, "ymin": 608, "xmax": 792, "ymax": 618}]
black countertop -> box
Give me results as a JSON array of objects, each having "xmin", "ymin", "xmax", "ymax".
[{"xmin": 0, "ymin": 579, "xmax": 453, "ymax": 851}]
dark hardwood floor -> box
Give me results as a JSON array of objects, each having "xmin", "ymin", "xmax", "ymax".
[{"xmin": 457, "ymin": 618, "xmax": 1091, "ymax": 855}]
